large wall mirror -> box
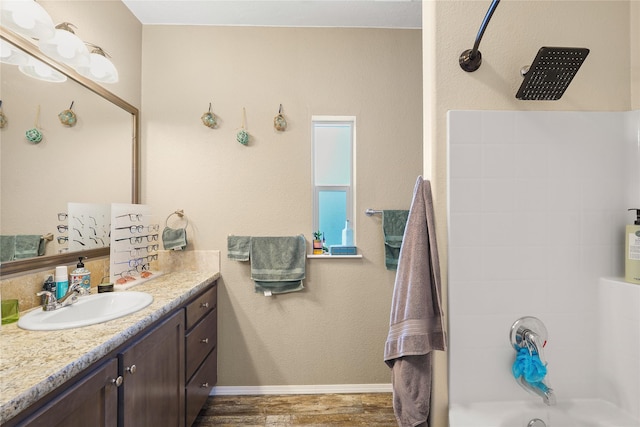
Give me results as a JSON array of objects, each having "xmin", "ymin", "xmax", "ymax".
[{"xmin": 0, "ymin": 26, "xmax": 139, "ymax": 276}]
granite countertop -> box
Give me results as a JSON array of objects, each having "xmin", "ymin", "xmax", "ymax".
[{"xmin": 0, "ymin": 270, "xmax": 220, "ymax": 424}]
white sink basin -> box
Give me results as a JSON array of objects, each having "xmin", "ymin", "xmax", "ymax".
[{"xmin": 18, "ymin": 291, "xmax": 153, "ymax": 331}]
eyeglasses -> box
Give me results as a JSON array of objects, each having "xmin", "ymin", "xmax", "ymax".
[
  {"xmin": 133, "ymin": 244, "xmax": 159, "ymax": 253},
  {"xmin": 58, "ymin": 212, "xmax": 68, "ymax": 221},
  {"xmin": 145, "ymin": 224, "xmax": 160, "ymax": 232},
  {"xmin": 116, "ymin": 213, "xmax": 143, "ymax": 221},
  {"xmin": 73, "ymin": 228, "xmax": 83, "ymax": 237},
  {"xmin": 73, "ymin": 216, "xmax": 84, "ymax": 226},
  {"xmin": 57, "ymin": 225, "xmax": 68, "ymax": 233},
  {"xmin": 143, "ymin": 234, "xmax": 158, "ymax": 242},
  {"xmin": 115, "ymin": 236, "xmax": 143, "ymax": 244},
  {"xmin": 133, "ymin": 263, "xmax": 150, "ymax": 273},
  {"xmin": 57, "ymin": 236, "xmax": 68, "ymax": 244},
  {"xmin": 115, "ymin": 257, "xmax": 145, "ymax": 267},
  {"xmin": 144, "ymin": 254, "xmax": 158, "ymax": 262},
  {"xmin": 116, "ymin": 225, "xmax": 144, "ymax": 233}
]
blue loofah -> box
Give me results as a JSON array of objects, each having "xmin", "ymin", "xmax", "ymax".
[{"xmin": 512, "ymin": 347, "xmax": 547, "ymax": 383}]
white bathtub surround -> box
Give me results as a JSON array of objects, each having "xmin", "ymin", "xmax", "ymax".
[
  {"xmin": 598, "ymin": 278, "xmax": 640, "ymax": 420},
  {"xmin": 448, "ymin": 110, "xmax": 640, "ymax": 423},
  {"xmin": 450, "ymin": 399, "xmax": 639, "ymax": 427}
]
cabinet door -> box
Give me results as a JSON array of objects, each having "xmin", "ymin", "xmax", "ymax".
[
  {"xmin": 119, "ymin": 310, "xmax": 185, "ymax": 427},
  {"xmin": 15, "ymin": 358, "xmax": 119, "ymax": 427}
]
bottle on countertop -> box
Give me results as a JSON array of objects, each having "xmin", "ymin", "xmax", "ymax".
[
  {"xmin": 55, "ymin": 266, "xmax": 68, "ymax": 299},
  {"xmin": 70, "ymin": 257, "xmax": 91, "ymax": 293},
  {"xmin": 625, "ymin": 209, "xmax": 640, "ymax": 285}
]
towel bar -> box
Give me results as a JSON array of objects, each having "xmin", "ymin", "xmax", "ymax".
[{"xmin": 365, "ymin": 209, "xmax": 383, "ymax": 216}]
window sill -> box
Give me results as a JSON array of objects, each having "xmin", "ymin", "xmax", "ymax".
[{"xmin": 307, "ymin": 254, "xmax": 363, "ymax": 259}]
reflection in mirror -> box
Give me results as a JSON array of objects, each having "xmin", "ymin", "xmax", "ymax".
[{"xmin": 0, "ymin": 27, "xmax": 139, "ymax": 276}]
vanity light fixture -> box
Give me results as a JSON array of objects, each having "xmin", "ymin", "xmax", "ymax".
[
  {"xmin": 0, "ymin": 0, "xmax": 55, "ymax": 40},
  {"xmin": 38, "ymin": 22, "xmax": 89, "ymax": 69},
  {"xmin": 76, "ymin": 43, "xmax": 118, "ymax": 83}
]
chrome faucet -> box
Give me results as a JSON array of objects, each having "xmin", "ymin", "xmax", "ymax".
[
  {"xmin": 37, "ymin": 283, "xmax": 88, "ymax": 311},
  {"xmin": 510, "ymin": 316, "xmax": 557, "ymax": 406}
]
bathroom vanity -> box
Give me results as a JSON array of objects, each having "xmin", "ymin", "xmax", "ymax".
[{"xmin": 0, "ymin": 271, "xmax": 219, "ymax": 427}]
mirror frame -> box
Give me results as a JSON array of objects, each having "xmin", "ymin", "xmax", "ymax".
[{"xmin": 0, "ymin": 26, "xmax": 139, "ymax": 277}]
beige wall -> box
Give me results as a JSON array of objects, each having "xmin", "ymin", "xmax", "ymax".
[
  {"xmin": 424, "ymin": 1, "xmax": 635, "ymax": 426},
  {"xmin": 141, "ymin": 26, "xmax": 423, "ymax": 386}
]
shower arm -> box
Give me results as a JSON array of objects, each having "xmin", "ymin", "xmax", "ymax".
[{"xmin": 459, "ymin": 0, "xmax": 501, "ymax": 72}]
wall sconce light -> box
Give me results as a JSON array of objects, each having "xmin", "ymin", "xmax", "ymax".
[
  {"xmin": 0, "ymin": 0, "xmax": 55, "ymax": 40},
  {"xmin": 77, "ymin": 43, "xmax": 118, "ymax": 83}
]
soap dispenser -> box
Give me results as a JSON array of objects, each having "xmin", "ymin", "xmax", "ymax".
[
  {"xmin": 70, "ymin": 257, "xmax": 91, "ymax": 293},
  {"xmin": 625, "ymin": 209, "xmax": 640, "ymax": 285}
]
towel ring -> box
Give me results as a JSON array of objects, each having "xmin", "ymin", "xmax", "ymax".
[{"xmin": 165, "ymin": 210, "xmax": 188, "ymax": 229}]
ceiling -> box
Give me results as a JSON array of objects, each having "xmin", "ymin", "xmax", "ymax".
[{"xmin": 121, "ymin": 0, "xmax": 422, "ymax": 29}]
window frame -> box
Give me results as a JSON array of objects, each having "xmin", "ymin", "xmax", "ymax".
[{"xmin": 311, "ymin": 115, "xmax": 356, "ymax": 247}]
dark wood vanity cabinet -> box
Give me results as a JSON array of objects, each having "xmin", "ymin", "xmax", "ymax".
[
  {"xmin": 119, "ymin": 310, "xmax": 185, "ymax": 427},
  {"xmin": 10, "ymin": 359, "xmax": 119, "ymax": 427},
  {"xmin": 6, "ymin": 280, "xmax": 218, "ymax": 427},
  {"xmin": 184, "ymin": 284, "xmax": 218, "ymax": 427}
]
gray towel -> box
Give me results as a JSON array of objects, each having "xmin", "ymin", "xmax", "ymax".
[
  {"xmin": 227, "ymin": 235, "xmax": 251, "ymax": 261},
  {"xmin": 382, "ymin": 210, "xmax": 409, "ymax": 270},
  {"xmin": 14, "ymin": 235, "xmax": 45, "ymax": 259},
  {"xmin": 250, "ymin": 235, "xmax": 306, "ymax": 294},
  {"xmin": 383, "ymin": 177, "xmax": 446, "ymax": 427},
  {"xmin": 0, "ymin": 235, "xmax": 16, "ymax": 262}
]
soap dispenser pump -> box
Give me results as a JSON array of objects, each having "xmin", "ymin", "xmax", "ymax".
[{"xmin": 625, "ymin": 209, "xmax": 640, "ymax": 285}]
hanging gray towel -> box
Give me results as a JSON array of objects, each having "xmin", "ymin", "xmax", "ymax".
[
  {"xmin": 0, "ymin": 235, "xmax": 16, "ymax": 262},
  {"xmin": 250, "ymin": 235, "xmax": 306, "ymax": 294},
  {"xmin": 383, "ymin": 210, "xmax": 409, "ymax": 270},
  {"xmin": 383, "ymin": 177, "xmax": 447, "ymax": 427}
]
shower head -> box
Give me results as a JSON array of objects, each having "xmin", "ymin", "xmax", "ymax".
[{"xmin": 516, "ymin": 47, "xmax": 589, "ymax": 101}]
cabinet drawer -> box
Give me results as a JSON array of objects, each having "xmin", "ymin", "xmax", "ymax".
[
  {"xmin": 186, "ymin": 285, "xmax": 217, "ymax": 330},
  {"xmin": 185, "ymin": 347, "xmax": 217, "ymax": 427},
  {"xmin": 185, "ymin": 307, "xmax": 217, "ymax": 380}
]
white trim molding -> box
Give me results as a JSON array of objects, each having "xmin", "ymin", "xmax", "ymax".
[{"xmin": 211, "ymin": 383, "xmax": 392, "ymax": 396}]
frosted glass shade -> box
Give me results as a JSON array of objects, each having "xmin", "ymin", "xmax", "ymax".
[
  {"xmin": 77, "ymin": 51, "xmax": 118, "ymax": 83},
  {"xmin": 19, "ymin": 56, "xmax": 66, "ymax": 82},
  {"xmin": 38, "ymin": 27, "xmax": 90, "ymax": 68},
  {"xmin": 0, "ymin": 0, "xmax": 55, "ymax": 40},
  {"xmin": 0, "ymin": 39, "xmax": 29, "ymax": 65}
]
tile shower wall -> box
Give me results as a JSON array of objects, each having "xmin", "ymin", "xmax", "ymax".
[{"xmin": 448, "ymin": 110, "xmax": 637, "ymax": 405}]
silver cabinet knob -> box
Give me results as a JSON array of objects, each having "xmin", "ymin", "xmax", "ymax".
[
  {"xmin": 111, "ymin": 376, "xmax": 123, "ymax": 387},
  {"xmin": 200, "ymin": 302, "xmax": 209, "ymax": 309},
  {"xmin": 200, "ymin": 382, "xmax": 209, "ymax": 388},
  {"xmin": 200, "ymin": 338, "xmax": 209, "ymax": 344},
  {"xmin": 126, "ymin": 364, "xmax": 137, "ymax": 374}
]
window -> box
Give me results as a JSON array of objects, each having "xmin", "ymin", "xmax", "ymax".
[{"xmin": 312, "ymin": 116, "xmax": 355, "ymax": 247}]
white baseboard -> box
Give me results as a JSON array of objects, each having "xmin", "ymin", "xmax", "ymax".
[{"xmin": 211, "ymin": 383, "xmax": 392, "ymax": 396}]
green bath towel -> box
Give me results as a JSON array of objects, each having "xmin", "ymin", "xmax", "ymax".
[
  {"xmin": 383, "ymin": 210, "xmax": 409, "ymax": 270},
  {"xmin": 0, "ymin": 235, "xmax": 16, "ymax": 262}
]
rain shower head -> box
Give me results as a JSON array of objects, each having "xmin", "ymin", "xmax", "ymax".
[{"xmin": 516, "ymin": 47, "xmax": 589, "ymax": 101}]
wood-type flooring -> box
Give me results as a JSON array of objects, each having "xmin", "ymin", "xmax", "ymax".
[{"xmin": 192, "ymin": 393, "xmax": 397, "ymax": 426}]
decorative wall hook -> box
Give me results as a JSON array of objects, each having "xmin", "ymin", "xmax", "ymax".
[
  {"xmin": 236, "ymin": 107, "xmax": 249, "ymax": 145},
  {"xmin": 58, "ymin": 101, "xmax": 77, "ymax": 127},
  {"xmin": 0, "ymin": 100, "xmax": 7, "ymax": 129},
  {"xmin": 26, "ymin": 105, "xmax": 43, "ymax": 143},
  {"xmin": 201, "ymin": 102, "xmax": 217, "ymax": 128},
  {"xmin": 274, "ymin": 103, "xmax": 287, "ymax": 132}
]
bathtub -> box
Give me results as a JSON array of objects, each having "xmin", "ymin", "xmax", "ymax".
[{"xmin": 449, "ymin": 399, "xmax": 640, "ymax": 427}]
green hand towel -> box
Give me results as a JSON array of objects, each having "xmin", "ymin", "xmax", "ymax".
[
  {"xmin": 14, "ymin": 235, "xmax": 44, "ymax": 259},
  {"xmin": 250, "ymin": 235, "xmax": 306, "ymax": 294},
  {"xmin": 0, "ymin": 235, "xmax": 16, "ymax": 262},
  {"xmin": 227, "ymin": 235, "xmax": 251, "ymax": 261},
  {"xmin": 383, "ymin": 210, "xmax": 409, "ymax": 270}
]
